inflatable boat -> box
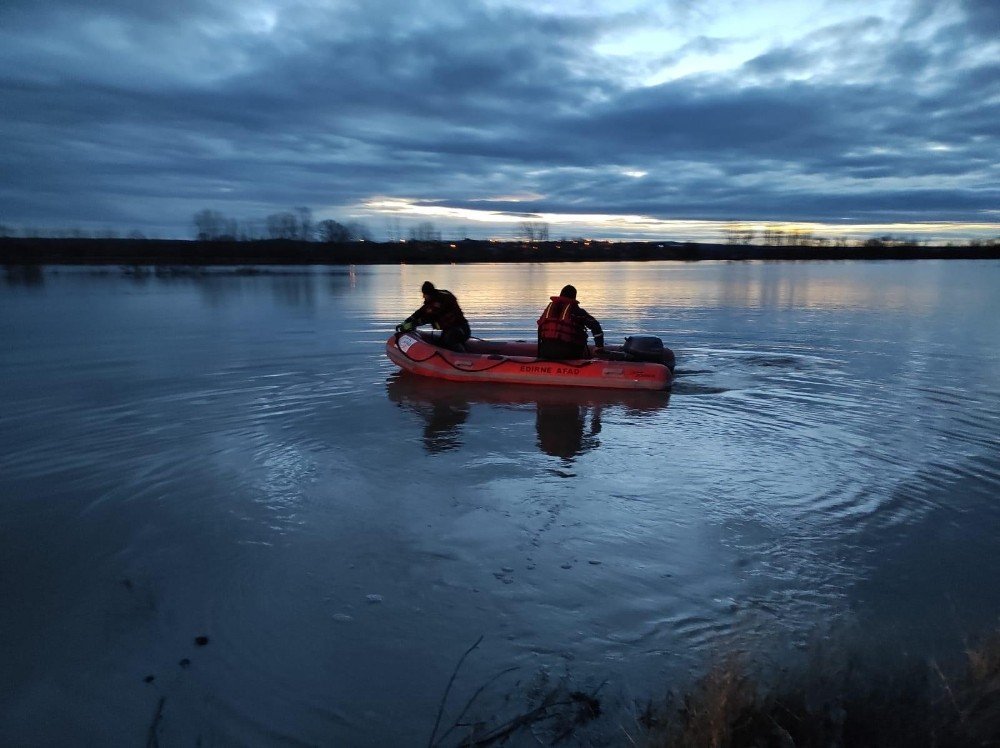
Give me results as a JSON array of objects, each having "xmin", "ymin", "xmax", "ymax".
[
  {"xmin": 385, "ymin": 331, "xmax": 675, "ymax": 390},
  {"xmin": 387, "ymin": 373, "xmax": 671, "ymax": 411}
]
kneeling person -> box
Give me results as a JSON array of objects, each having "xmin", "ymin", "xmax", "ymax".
[{"xmin": 397, "ymin": 281, "xmax": 471, "ymax": 351}]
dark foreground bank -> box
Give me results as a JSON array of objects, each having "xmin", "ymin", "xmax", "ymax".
[
  {"xmin": 3, "ymin": 237, "xmax": 1000, "ymax": 265},
  {"xmin": 425, "ymin": 629, "xmax": 1000, "ymax": 747}
]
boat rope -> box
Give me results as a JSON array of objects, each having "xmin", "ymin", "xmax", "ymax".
[{"xmin": 400, "ymin": 337, "xmax": 595, "ymax": 373}]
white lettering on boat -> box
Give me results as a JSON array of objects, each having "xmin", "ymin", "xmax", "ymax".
[{"xmin": 398, "ymin": 335, "xmax": 418, "ymax": 353}]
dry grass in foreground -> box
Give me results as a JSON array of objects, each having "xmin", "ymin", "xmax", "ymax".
[
  {"xmin": 637, "ymin": 630, "xmax": 1000, "ymax": 748},
  {"xmin": 429, "ymin": 629, "xmax": 1000, "ymax": 746}
]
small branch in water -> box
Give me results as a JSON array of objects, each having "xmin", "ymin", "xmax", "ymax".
[
  {"xmin": 146, "ymin": 697, "xmax": 165, "ymax": 748},
  {"xmin": 458, "ymin": 693, "xmax": 568, "ymax": 747},
  {"xmin": 619, "ymin": 722, "xmax": 638, "ymax": 746},
  {"xmin": 457, "ymin": 685, "xmax": 604, "ymax": 747},
  {"xmin": 434, "ymin": 666, "xmax": 519, "ymax": 747},
  {"xmin": 428, "ymin": 635, "xmax": 484, "ymax": 748},
  {"xmin": 931, "ymin": 658, "xmax": 963, "ymax": 721}
]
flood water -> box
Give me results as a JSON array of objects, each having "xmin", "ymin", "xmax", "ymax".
[{"xmin": 2, "ymin": 260, "xmax": 999, "ymax": 745}]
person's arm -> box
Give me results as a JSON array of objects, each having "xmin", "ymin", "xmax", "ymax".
[
  {"xmin": 398, "ymin": 302, "xmax": 431, "ymax": 331},
  {"xmin": 577, "ymin": 307, "xmax": 604, "ymax": 348}
]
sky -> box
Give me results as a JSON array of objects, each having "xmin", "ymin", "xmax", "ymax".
[{"xmin": 1, "ymin": 0, "xmax": 998, "ymax": 243}]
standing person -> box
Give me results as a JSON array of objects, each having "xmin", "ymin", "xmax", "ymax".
[
  {"xmin": 537, "ymin": 284, "xmax": 604, "ymax": 360},
  {"xmin": 396, "ymin": 281, "xmax": 471, "ymax": 351}
]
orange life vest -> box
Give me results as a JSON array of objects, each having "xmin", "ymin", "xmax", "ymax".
[{"xmin": 537, "ymin": 296, "xmax": 586, "ymax": 346}]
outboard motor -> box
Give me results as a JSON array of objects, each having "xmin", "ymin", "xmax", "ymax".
[
  {"xmin": 623, "ymin": 335, "xmax": 664, "ymax": 361},
  {"xmin": 623, "ymin": 335, "xmax": 676, "ymax": 371}
]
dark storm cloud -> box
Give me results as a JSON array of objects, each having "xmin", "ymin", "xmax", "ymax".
[
  {"xmin": 2, "ymin": 0, "xmax": 626, "ymax": 230},
  {"xmin": 956, "ymin": 0, "xmax": 1000, "ymax": 38},
  {"xmin": 0, "ymin": 0, "xmax": 997, "ymax": 237}
]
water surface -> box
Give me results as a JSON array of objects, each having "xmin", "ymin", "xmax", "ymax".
[{"xmin": 2, "ymin": 261, "xmax": 998, "ymax": 745}]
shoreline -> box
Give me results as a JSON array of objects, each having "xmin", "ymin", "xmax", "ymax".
[{"xmin": 2, "ymin": 237, "xmax": 999, "ymax": 266}]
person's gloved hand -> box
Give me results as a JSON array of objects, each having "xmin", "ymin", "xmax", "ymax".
[{"xmin": 396, "ymin": 321, "xmax": 414, "ymax": 333}]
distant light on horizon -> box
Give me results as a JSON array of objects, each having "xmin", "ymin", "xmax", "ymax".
[{"xmin": 360, "ymin": 198, "xmax": 1000, "ymax": 243}]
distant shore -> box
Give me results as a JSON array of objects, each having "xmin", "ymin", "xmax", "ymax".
[{"xmin": 2, "ymin": 237, "xmax": 999, "ymax": 265}]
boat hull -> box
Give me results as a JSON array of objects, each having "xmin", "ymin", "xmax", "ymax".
[{"xmin": 386, "ymin": 332, "xmax": 672, "ymax": 390}]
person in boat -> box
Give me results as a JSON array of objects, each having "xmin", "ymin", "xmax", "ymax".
[
  {"xmin": 537, "ymin": 284, "xmax": 604, "ymax": 360},
  {"xmin": 396, "ymin": 281, "xmax": 471, "ymax": 351}
]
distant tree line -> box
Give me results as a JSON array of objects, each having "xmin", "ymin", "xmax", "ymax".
[
  {"xmin": 193, "ymin": 210, "xmax": 557, "ymax": 244},
  {"xmin": 722, "ymin": 222, "xmax": 978, "ymax": 248},
  {"xmin": 192, "ymin": 207, "xmax": 373, "ymax": 243},
  {"xmin": 2, "ymin": 212, "xmax": 997, "ymax": 249},
  {"xmin": 4, "ymin": 235, "xmax": 1000, "ymax": 266}
]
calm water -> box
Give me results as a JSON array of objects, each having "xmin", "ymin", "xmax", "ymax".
[{"xmin": 2, "ymin": 261, "xmax": 999, "ymax": 745}]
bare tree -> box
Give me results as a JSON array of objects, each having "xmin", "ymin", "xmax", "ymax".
[
  {"xmin": 762, "ymin": 225, "xmax": 784, "ymax": 246},
  {"xmin": 238, "ymin": 219, "xmax": 262, "ymax": 241},
  {"xmin": 296, "ymin": 206, "xmax": 313, "ymax": 241},
  {"xmin": 266, "ymin": 212, "xmax": 299, "ymax": 240},
  {"xmin": 345, "ymin": 221, "xmax": 371, "ymax": 241},
  {"xmin": 518, "ymin": 221, "xmax": 549, "ymax": 241},
  {"xmin": 318, "ymin": 219, "xmax": 350, "ymax": 243},
  {"xmin": 193, "ymin": 209, "xmax": 228, "ymax": 240},
  {"xmin": 723, "ymin": 222, "xmax": 755, "ymax": 245},
  {"xmin": 409, "ymin": 221, "xmax": 440, "ymax": 242},
  {"xmin": 385, "ymin": 217, "xmax": 402, "ymax": 242},
  {"xmin": 789, "ymin": 229, "xmax": 812, "ymax": 246}
]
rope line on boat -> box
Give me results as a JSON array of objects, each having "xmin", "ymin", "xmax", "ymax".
[{"xmin": 397, "ymin": 333, "xmax": 596, "ymax": 373}]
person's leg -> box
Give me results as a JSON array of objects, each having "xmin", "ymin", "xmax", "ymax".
[
  {"xmin": 440, "ymin": 325, "xmax": 469, "ymax": 351},
  {"xmin": 538, "ymin": 340, "xmax": 580, "ymax": 360}
]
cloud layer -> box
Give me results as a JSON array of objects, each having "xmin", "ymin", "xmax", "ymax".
[{"xmin": 1, "ymin": 0, "xmax": 998, "ymax": 240}]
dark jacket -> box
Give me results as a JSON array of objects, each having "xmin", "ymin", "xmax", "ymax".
[
  {"xmin": 537, "ymin": 295, "xmax": 603, "ymax": 358},
  {"xmin": 405, "ymin": 288, "xmax": 469, "ymax": 332}
]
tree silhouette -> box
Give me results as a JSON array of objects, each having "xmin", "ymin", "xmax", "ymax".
[
  {"xmin": 193, "ymin": 209, "xmax": 236, "ymax": 240},
  {"xmin": 409, "ymin": 221, "xmax": 440, "ymax": 242},
  {"xmin": 518, "ymin": 221, "xmax": 549, "ymax": 241},
  {"xmin": 296, "ymin": 207, "xmax": 313, "ymax": 241},
  {"xmin": 318, "ymin": 219, "xmax": 350, "ymax": 243},
  {"xmin": 266, "ymin": 212, "xmax": 299, "ymax": 240},
  {"xmin": 345, "ymin": 221, "xmax": 371, "ymax": 241}
]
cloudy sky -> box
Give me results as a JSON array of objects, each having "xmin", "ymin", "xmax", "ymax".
[{"xmin": 2, "ymin": 0, "xmax": 998, "ymax": 242}]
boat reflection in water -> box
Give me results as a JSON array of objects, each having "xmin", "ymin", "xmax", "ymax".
[{"xmin": 386, "ymin": 373, "xmax": 670, "ymax": 460}]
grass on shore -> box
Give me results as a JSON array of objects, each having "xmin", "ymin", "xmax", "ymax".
[
  {"xmin": 436, "ymin": 628, "xmax": 1000, "ymax": 746},
  {"xmin": 638, "ymin": 629, "xmax": 1000, "ymax": 748}
]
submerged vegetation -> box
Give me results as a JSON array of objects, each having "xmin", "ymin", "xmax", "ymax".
[{"xmin": 430, "ymin": 629, "xmax": 1000, "ymax": 747}]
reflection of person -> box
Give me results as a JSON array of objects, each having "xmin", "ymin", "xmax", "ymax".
[
  {"xmin": 386, "ymin": 376, "xmax": 471, "ymax": 453},
  {"xmin": 536, "ymin": 403, "xmax": 602, "ymax": 460},
  {"xmin": 537, "ymin": 285, "xmax": 604, "ymax": 360},
  {"xmin": 421, "ymin": 401, "xmax": 471, "ymax": 453},
  {"xmin": 396, "ymin": 281, "xmax": 471, "ymax": 351}
]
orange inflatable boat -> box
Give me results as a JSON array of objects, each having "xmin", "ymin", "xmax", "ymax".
[{"xmin": 385, "ymin": 331, "xmax": 674, "ymax": 390}]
